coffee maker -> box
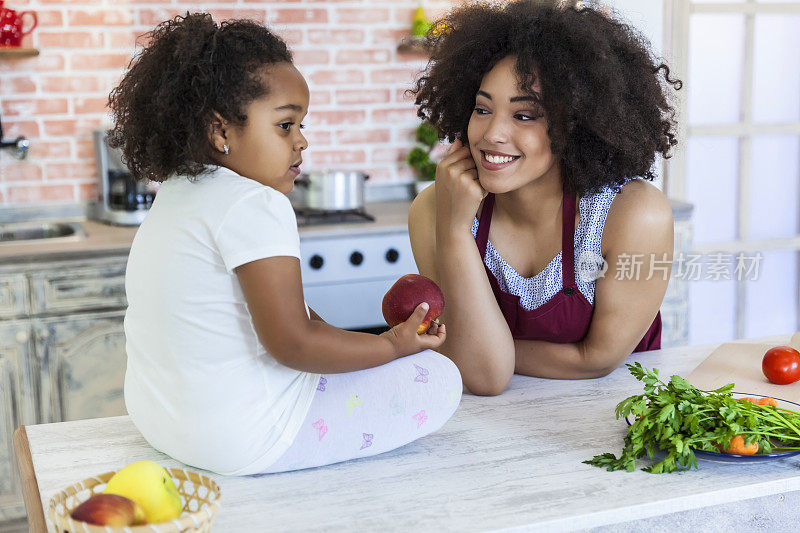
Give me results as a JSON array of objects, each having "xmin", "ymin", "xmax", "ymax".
[{"xmin": 88, "ymin": 130, "xmax": 157, "ymax": 226}]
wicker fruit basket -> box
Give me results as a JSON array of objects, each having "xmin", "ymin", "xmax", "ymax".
[{"xmin": 48, "ymin": 467, "xmax": 221, "ymax": 532}]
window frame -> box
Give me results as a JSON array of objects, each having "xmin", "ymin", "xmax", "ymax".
[{"xmin": 664, "ymin": 0, "xmax": 800, "ymax": 337}]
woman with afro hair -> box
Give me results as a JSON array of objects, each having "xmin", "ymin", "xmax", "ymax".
[{"xmin": 408, "ymin": 0, "xmax": 682, "ymax": 395}]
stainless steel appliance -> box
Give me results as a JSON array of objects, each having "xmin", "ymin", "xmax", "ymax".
[
  {"xmin": 289, "ymin": 170, "xmax": 369, "ymax": 211},
  {"xmin": 88, "ymin": 130, "xmax": 157, "ymax": 226}
]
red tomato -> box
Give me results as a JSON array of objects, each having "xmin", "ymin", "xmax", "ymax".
[{"xmin": 762, "ymin": 346, "xmax": 800, "ymax": 385}]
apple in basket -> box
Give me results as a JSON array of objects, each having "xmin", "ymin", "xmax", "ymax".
[
  {"xmin": 70, "ymin": 493, "xmax": 146, "ymax": 527},
  {"xmin": 382, "ymin": 274, "xmax": 445, "ymax": 334},
  {"xmin": 104, "ymin": 460, "xmax": 183, "ymax": 523}
]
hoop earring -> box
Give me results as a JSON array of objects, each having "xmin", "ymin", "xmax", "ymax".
[{"xmin": 223, "ymin": 144, "xmax": 229, "ymax": 155}]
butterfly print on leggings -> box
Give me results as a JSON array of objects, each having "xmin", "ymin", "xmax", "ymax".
[
  {"xmin": 312, "ymin": 419, "xmax": 328, "ymax": 441},
  {"xmin": 361, "ymin": 433, "xmax": 373, "ymax": 450},
  {"xmin": 414, "ymin": 364, "xmax": 429, "ymax": 383},
  {"xmin": 345, "ymin": 393, "xmax": 363, "ymax": 417}
]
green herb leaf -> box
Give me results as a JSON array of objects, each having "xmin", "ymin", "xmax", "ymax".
[{"xmin": 585, "ymin": 365, "xmax": 800, "ymax": 474}]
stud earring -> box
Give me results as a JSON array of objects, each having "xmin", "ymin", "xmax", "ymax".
[{"xmin": 223, "ymin": 144, "xmax": 229, "ymax": 155}]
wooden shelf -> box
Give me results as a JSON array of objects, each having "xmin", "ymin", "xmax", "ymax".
[
  {"xmin": 397, "ymin": 37, "xmax": 430, "ymax": 55},
  {"xmin": 0, "ymin": 48, "xmax": 40, "ymax": 58}
]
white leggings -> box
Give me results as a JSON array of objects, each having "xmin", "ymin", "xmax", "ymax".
[{"xmin": 261, "ymin": 350, "xmax": 462, "ymax": 473}]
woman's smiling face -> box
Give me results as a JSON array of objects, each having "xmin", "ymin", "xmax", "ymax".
[{"xmin": 467, "ymin": 55, "xmax": 559, "ymax": 194}]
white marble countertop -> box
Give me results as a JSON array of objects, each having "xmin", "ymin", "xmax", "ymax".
[{"xmin": 21, "ymin": 334, "xmax": 800, "ymax": 532}]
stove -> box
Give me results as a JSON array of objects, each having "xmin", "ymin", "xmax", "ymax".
[
  {"xmin": 294, "ymin": 208, "xmax": 375, "ymax": 227},
  {"xmin": 298, "ymin": 220, "xmax": 418, "ymax": 332}
]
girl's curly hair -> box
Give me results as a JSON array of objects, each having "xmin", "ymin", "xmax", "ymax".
[
  {"xmin": 411, "ymin": 1, "xmax": 682, "ymax": 195},
  {"xmin": 107, "ymin": 13, "xmax": 292, "ymax": 182}
]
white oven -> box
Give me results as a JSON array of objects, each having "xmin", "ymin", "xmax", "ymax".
[{"xmin": 299, "ymin": 230, "xmax": 419, "ymax": 331}]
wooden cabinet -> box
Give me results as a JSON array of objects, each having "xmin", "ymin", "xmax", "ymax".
[
  {"xmin": 35, "ymin": 311, "xmax": 127, "ymax": 424},
  {"xmin": 29, "ymin": 262, "xmax": 127, "ymax": 316},
  {"xmin": 0, "ymin": 320, "xmax": 32, "ymax": 522},
  {"xmin": 0, "ymin": 320, "xmax": 38, "ymax": 431},
  {"xmin": 0, "ymin": 274, "xmax": 29, "ymax": 319},
  {"xmin": 0, "ymin": 256, "xmax": 129, "ymax": 522}
]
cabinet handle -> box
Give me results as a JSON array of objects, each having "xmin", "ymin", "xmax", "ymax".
[{"xmin": 15, "ymin": 330, "xmax": 29, "ymax": 344}]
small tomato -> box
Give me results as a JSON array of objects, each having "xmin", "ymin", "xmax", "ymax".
[{"xmin": 762, "ymin": 346, "xmax": 800, "ymax": 385}]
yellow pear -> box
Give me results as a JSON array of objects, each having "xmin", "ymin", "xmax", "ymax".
[{"xmin": 104, "ymin": 461, "xmax": 182, "ymax": 523}]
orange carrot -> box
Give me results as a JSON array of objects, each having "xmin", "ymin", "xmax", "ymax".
[
  {"xmin": 738, "ymin": 397, "xmax": 778, "ymax": 407},
  {"xmin": 716, "ymin": 435, "xmax": 759, "ymax": 455}
]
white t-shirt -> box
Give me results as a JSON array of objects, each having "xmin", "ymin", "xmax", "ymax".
[{"xmin": 123, "ymin": 165, "xmax": 319, "ymax": 475}]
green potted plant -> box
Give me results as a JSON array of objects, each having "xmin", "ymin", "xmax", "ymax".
[{"xmin": 407, "ymin": 121, "xmax": 439, "ymax": 196}]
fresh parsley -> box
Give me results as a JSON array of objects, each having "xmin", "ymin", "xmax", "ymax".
[{"xmin": 584, "ymin": 363, "xmax": 800, "ymax": 473}]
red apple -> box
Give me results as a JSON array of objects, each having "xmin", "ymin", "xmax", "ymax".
[
  {"xmin": 71, "ymin": 493, "xmax": 146, "ymax": 527},
  {"xmin": 382, "ymin": 274, "xmax": 445, "ymax": 334}
]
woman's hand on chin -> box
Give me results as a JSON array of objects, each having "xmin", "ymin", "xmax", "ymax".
[{"xmin": 434, "ymin": 139, "xmax": 486, "ymax": 237}]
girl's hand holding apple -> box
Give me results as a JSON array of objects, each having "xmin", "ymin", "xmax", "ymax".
[
  {"xmin": 381, "ymin": 274, "xmax": 447, "ymax": 358},
  {"xmin": 380, "ymin": 302, "xmax": 446, "ymax": 358}
]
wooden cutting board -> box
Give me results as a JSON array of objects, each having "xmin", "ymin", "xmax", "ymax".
[{"xmin": 686, "ymin": 333, "xmax": 800, "ymax": 404}]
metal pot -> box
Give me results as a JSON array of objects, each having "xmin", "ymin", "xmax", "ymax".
[{"xmin": 289, "ymin": 170, "xmax": 369, "ymax": 211}]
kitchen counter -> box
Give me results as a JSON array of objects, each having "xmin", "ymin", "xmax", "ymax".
[
  {"xmin": 0, "ymin": 198, "xmax": 692, "ymax": 264},
  {"xmin": 0, "ymin": 218, "xmax": 138, "ymax": 264},
  {"xmin": 15, "ymin": 334, "xmax": 800, "ymax": 532},
  {"xmin": 0, "ymin": 201, "xmax": 413, "ymax": 264}
]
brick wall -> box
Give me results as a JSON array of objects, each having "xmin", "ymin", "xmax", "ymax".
[{"xmin": 0, "ymin": 0, "xmax": 456, "ymax": 206}]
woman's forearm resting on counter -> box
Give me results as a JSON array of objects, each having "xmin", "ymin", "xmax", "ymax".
[{"xmin": 514, "ymin": 339, "xmax": 620, "ymax": 379}]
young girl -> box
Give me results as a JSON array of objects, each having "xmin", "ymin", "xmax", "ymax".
[
  {"xmin": 110, "ymin": 13, "xmax": 462, "ymax": 476},
  {"xmin": 409, "ymin": 1, "xmax": 680, "ymax": 394}
]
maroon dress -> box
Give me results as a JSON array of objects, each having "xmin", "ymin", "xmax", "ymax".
[{"xmin": 474, "ymin": 189, "xmax": 661, "ymax": 352}]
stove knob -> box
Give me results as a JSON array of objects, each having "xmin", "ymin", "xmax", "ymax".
[
  {"xmin": 385, "ymin": 248, "xmax": 399, "ymax": 263},
  {"xmin": 349, "ymin": 251, "xmax": 364, "ymax": 266},
  {"xmin": 309, "ymin": 254, "xmax": 324, "ymax": 270}
]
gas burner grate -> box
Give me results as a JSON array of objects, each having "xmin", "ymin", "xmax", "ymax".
[{"xmin": 294, "ymin": 208, "xmax": 376, "ymax": 227}]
